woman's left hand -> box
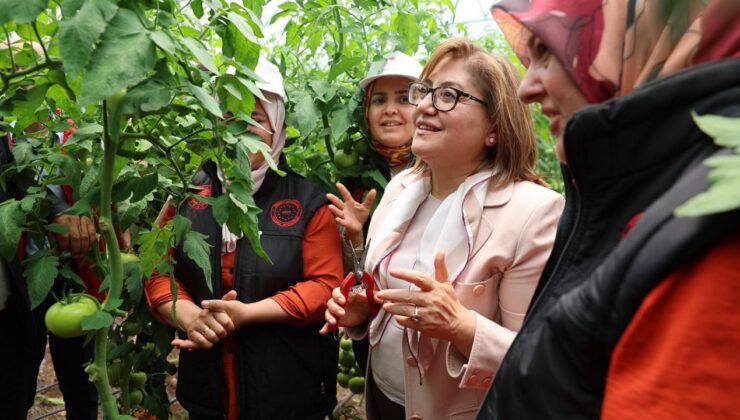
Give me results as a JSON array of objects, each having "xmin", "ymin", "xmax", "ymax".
[{"xmin": 377, "ymin": 252, "xmax": 477, "ymax": 347}]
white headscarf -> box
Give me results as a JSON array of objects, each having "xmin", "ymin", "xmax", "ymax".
[
  {"xmin": 249, "ymin": 91, "xmax": 286, "ymax": 193},
  {"xmin": 221, "ymin": 58, "xmax": 286, "ymax": 252}
]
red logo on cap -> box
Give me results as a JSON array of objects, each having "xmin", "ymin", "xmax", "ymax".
[
  {"xmin": 270, "ymin": 199, "xmax": 302, "ymax": 227},
  {"xmin": 188, "ymin": 185, "xmax": 212, "ymax": 210}
]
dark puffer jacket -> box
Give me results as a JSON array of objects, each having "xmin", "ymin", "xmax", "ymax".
[{"xmin": 478, "ymin": 59, "xmax": 740, "ymax": 419}]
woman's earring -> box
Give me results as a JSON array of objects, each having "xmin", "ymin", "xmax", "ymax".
[{"xmin": 486, "ymin": 136, "xmax": 496, "ymax": 146}]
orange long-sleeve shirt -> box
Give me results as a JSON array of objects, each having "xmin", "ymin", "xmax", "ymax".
[
  {"xmin": 144, "ymin": 205, "xmax": 343, "ymax": 419},
  {"xmin": 602, "ymin": 234, "xmax": 740, "ymax": 419}
]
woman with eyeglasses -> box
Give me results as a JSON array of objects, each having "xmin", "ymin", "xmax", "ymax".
[
  {"xmin": 320, "ymin": 38, "xmax": 564, "ymax": 419},
  {"xmin": 325, "ymin": 51, "xmax": 423, "ymax": 377}
]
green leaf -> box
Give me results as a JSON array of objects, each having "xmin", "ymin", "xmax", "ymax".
[
  {"xmin": 183, "ymin": 230, "xmax": 213, "ymax": 293},
  {"xmin": 58, "ymin": 0, "xmax": 118, "ymax": 77},
  {"xmin": 22, "ymin": 250, "xmax": 59, "ymax": 310},
  {"xmin": 224, "ymin": 24, "xmax": 260, "ymax": 69},
  {"xmin": 124, "ymin": 262, "xmax": 143, "ymax": 303},
  {"xmin": 12, "ymin": 83, "xmax": 51, "ymax": 131},
  {"xmin": 130, "ymin": 173, "xmax": 158, "ymax": 202},
  {"xmin": 292, "ymin": 92, "xmax": 320, "ymax": 138},
  {"xmin": 363, "ymin": 169, "xmax": 389, "ymax": 189},
  {"xmin": 0, "ymin": 0, "xmax": 49, "ymax": 24},
  {"xmin": 79, "ymin": 9, "xmax": 157, "ymax": 104},
  {"xmin": 182, "ymin": 37, "xmax": 218, "ymax": 75},
  {"xmin": 226, "ymin": 12, "xmax": 258, "ymax": 43},
  {"xmin": 12, "ymin": 142, "xmax": 34, "ymax": 165},
  {"xmin": 81, "ymin": 310, "xmax": 114, "ymax": 331},
  {"xmin": 394, "ymin": 12, "xmax": 420, "ymax": 52},
  {"xmin": 150, "ymin": 30, "xmax": 176, "ymax": 54},
  {"xmin": 236, "ymin": 77, "xmax": 267, "ymax": 102},
  {"xmin": 691, "ymin": 112, "xmax": 740, "ymax": 148},
  {"xmin": 137, "ymin": 226, "xmax": 171, "ymax": 279},
  {"xmin": 0, "ymin": 200, "xmax": 24, "ymax": 261},
  {"xmin": 331, "ymin": 106, "xmax": 352, "ymax": 141},
  {"xmin": 191, "ymin": 0, "xmax": 203, "ymax": 18},
  {"xmin": 675, "ymin": 165, "xmax": 740, "ymax": 217},
  {"xmin": 48, "ymin": 153, "xmax": 82, "ymax": 193},
  {"xmin": 172, "ymin": 214, "xmax": 192, "ymax": 246},
  {"xmin": 211, "ymin": 195, "xmax": 230, "ymax": 225},
  {"xmin": 117, "ymin": 79, "xmax": 171, "ymax": 116},
  {"xmin": 189, "ymin": 83, "xmax": 223, "ymax": 118},
  {"xmin": 45, "ymin": 223, "xmax": 70, "ymax": 234},
  {"xmin": 59, "ymin": 264, "xmax": 86, "ymax": 289},
  {"xmin": 328, "ymin": 56, "xmax": 362, "ymax": 81},
  {"xmin": 68, "ymin": 123, "xmax": 103, "ymax": 143}
]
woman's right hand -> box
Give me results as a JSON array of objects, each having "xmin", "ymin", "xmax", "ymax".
[
  {"xmin": 326, "ymin": 183, "xmax": 376, "ymax": 245},
  {"xmin": 171, "ymin": 292, "xmax": 237, "ymax": 350},
  {"xmin": 319, "ymin": 286, "xmax": 372, "ymax": 334}
]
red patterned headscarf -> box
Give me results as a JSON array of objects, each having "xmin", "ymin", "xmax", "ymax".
[{"xmin": 491, "ymin": 0, "xmax": 740, "ymax": 103}]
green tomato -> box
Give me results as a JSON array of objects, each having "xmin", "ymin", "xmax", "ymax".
[
  {"xmin": 129, "ymin": 389, "xmax": 143, "ymax": 406},
  {"xmin": 337, "ymin": 372, "xmax": 351, "ymax": 388},
  {"xmin": 107, "ymin": 362, "xmax": 122, "ymax": 387},
  {"xmin": 353, "ymin": 140, "xmax": 370, "ymax": 156},
  {"xmin": 120, "ymin": 253, "xmax": 140, "ymax": 266},
  {"xmin": 348, "ymin": 376, "xmax": 365, "ymax": 394},
  {"xmin": 129, "ymin": 371, "xmax": 147, "ymax": 388},
  {"xmin": 45, "ymin": 295, "xmax": 99, "ymax": 338},
  {"xmin": 121, "ymin": 319, "xmax": 142, "ymax": 336},
  {"xmin": 333, "ymin": 150, "xmax": 359, "ymax": 169},
  {"xmin": 83, "ymin": 156, "xmax": 94, "ymax": 168},
  {"xmin": 338, "ymin": 350, "xmax": 355, "ymax": 369},
  {"xmin": 340, "ymin": 339, "xmax": 353, "ymax": 352}
]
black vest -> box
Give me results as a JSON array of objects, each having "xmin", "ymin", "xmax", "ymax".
[
  {"xmin": 174, "ymin": 161, "xmax": 338, "ymax": 419},
  {"xmin": 479, "ymin": 60, "xmax": 740, "ymax": 419}
]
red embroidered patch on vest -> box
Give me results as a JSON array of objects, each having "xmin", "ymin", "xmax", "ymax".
[
  {"xmin": 188, "ymin": 185, "xmax": 212, "ymax": 210},
  {"xmin": 270, "ymin": 199, "xmax": 302, "ymax": 227}
]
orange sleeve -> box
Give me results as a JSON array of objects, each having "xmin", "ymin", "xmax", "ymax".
[
  {"xmin": 271, "ymin": 205, "xmax": 344, "ymax": 325},
  {"xmin": 602, "ymin": 234, "xmax": 740, "ymax": 420},
  {"xmin": 143, "ymin": 200, "xmax": 194, "ymax": 322}
]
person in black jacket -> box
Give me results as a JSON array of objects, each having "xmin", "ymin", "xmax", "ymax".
[
  {"xmin": 145, "ymin": 59, "xmax": 344, "ymax": 420},
  {"xmin": 0, "ymin": 132, "xmax": 40, "ymax": 419},
  {"xmin": 479, "ymin": 1, "xmax": 740, "ymax": 419}
]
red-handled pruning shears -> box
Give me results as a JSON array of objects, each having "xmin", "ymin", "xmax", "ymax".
[{"xmin": 328, "ymin": 239, "xmax": 377, "ymax": 332}]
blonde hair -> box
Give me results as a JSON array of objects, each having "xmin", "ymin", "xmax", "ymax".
[{"xmin": 414, "ymin": 37, "xmax": 544, "ymax": 188}]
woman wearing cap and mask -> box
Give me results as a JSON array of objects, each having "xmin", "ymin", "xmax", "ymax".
[
  {"xmin": 145, "ymin": 59, "xmax": 343, "ymax": 420},
  {"xmin": 326, "ymin": 50, "xmax": 423, "ymax": 377},
  {"xmin": 321, "ymin": 38, "xmax": 564, "ymax": 420},
  {"xmin": 478, "ymin": 1, "xmax": 740, "ymax": 419}
]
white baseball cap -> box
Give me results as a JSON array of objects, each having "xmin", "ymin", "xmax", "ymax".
[
  {"xmin": 255, "ymin": 58, "xmax": 285, "ymax": 99},
  {"xmin": 359, "ymin": 51, "xmax": 423, "ymax": 90}
]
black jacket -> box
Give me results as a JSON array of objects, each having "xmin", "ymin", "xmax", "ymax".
[
  {"xmin": 478, "ymin": 59, "xmax": 740, "ymax": 419},
  {"xmin": 174, "ymin": 160, "xmax": 338, "ymax": 419},
  {"xmin": 0, "ymin": 134, "xmax": 40, "ymax": 416}
]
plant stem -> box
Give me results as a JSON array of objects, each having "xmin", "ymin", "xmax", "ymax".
[
  {"xmin": 92, "ymin": 328, "xmax": 118, "ymax": 417},
  {"xmin": 322, "ymin": 114, "xmax": 334, "ymax": 159},
  {"xmin": 2, "ymin": 26, "xmax": 15, "ymax": 71},
  {"xmin": 92, "ymin": 100, "xmax": 124, "ymax": 419},
  {"xmin": 31, "ymin": 22, "xmax": 51, "ymax": 63}
]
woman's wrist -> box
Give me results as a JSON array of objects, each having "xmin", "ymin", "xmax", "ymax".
[{"xmin": 450, "ymin": 309, "xmax": 477, "ymax": 359}]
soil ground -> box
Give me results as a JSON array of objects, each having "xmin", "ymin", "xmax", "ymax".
[{"xmin": 29, "ymin": 346, "xmax": 365, "ymax": 419}]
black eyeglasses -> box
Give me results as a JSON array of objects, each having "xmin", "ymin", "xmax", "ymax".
[{"xmin": 408, "ymin": 82, "xmax": 488, "ymax": 112}]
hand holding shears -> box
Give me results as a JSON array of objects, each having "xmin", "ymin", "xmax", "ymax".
[{"xmin": 320, "ymin": 240, "xmax": 378, "ymax": 334}]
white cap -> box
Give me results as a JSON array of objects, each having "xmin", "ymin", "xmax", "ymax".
[
  {"xmin": 255, "ymin": 58, "xmax": 285, "ymax": 99},
  {"xmin": 359, "ymin": 51, "xmax": 423, "ymax": 90}
]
